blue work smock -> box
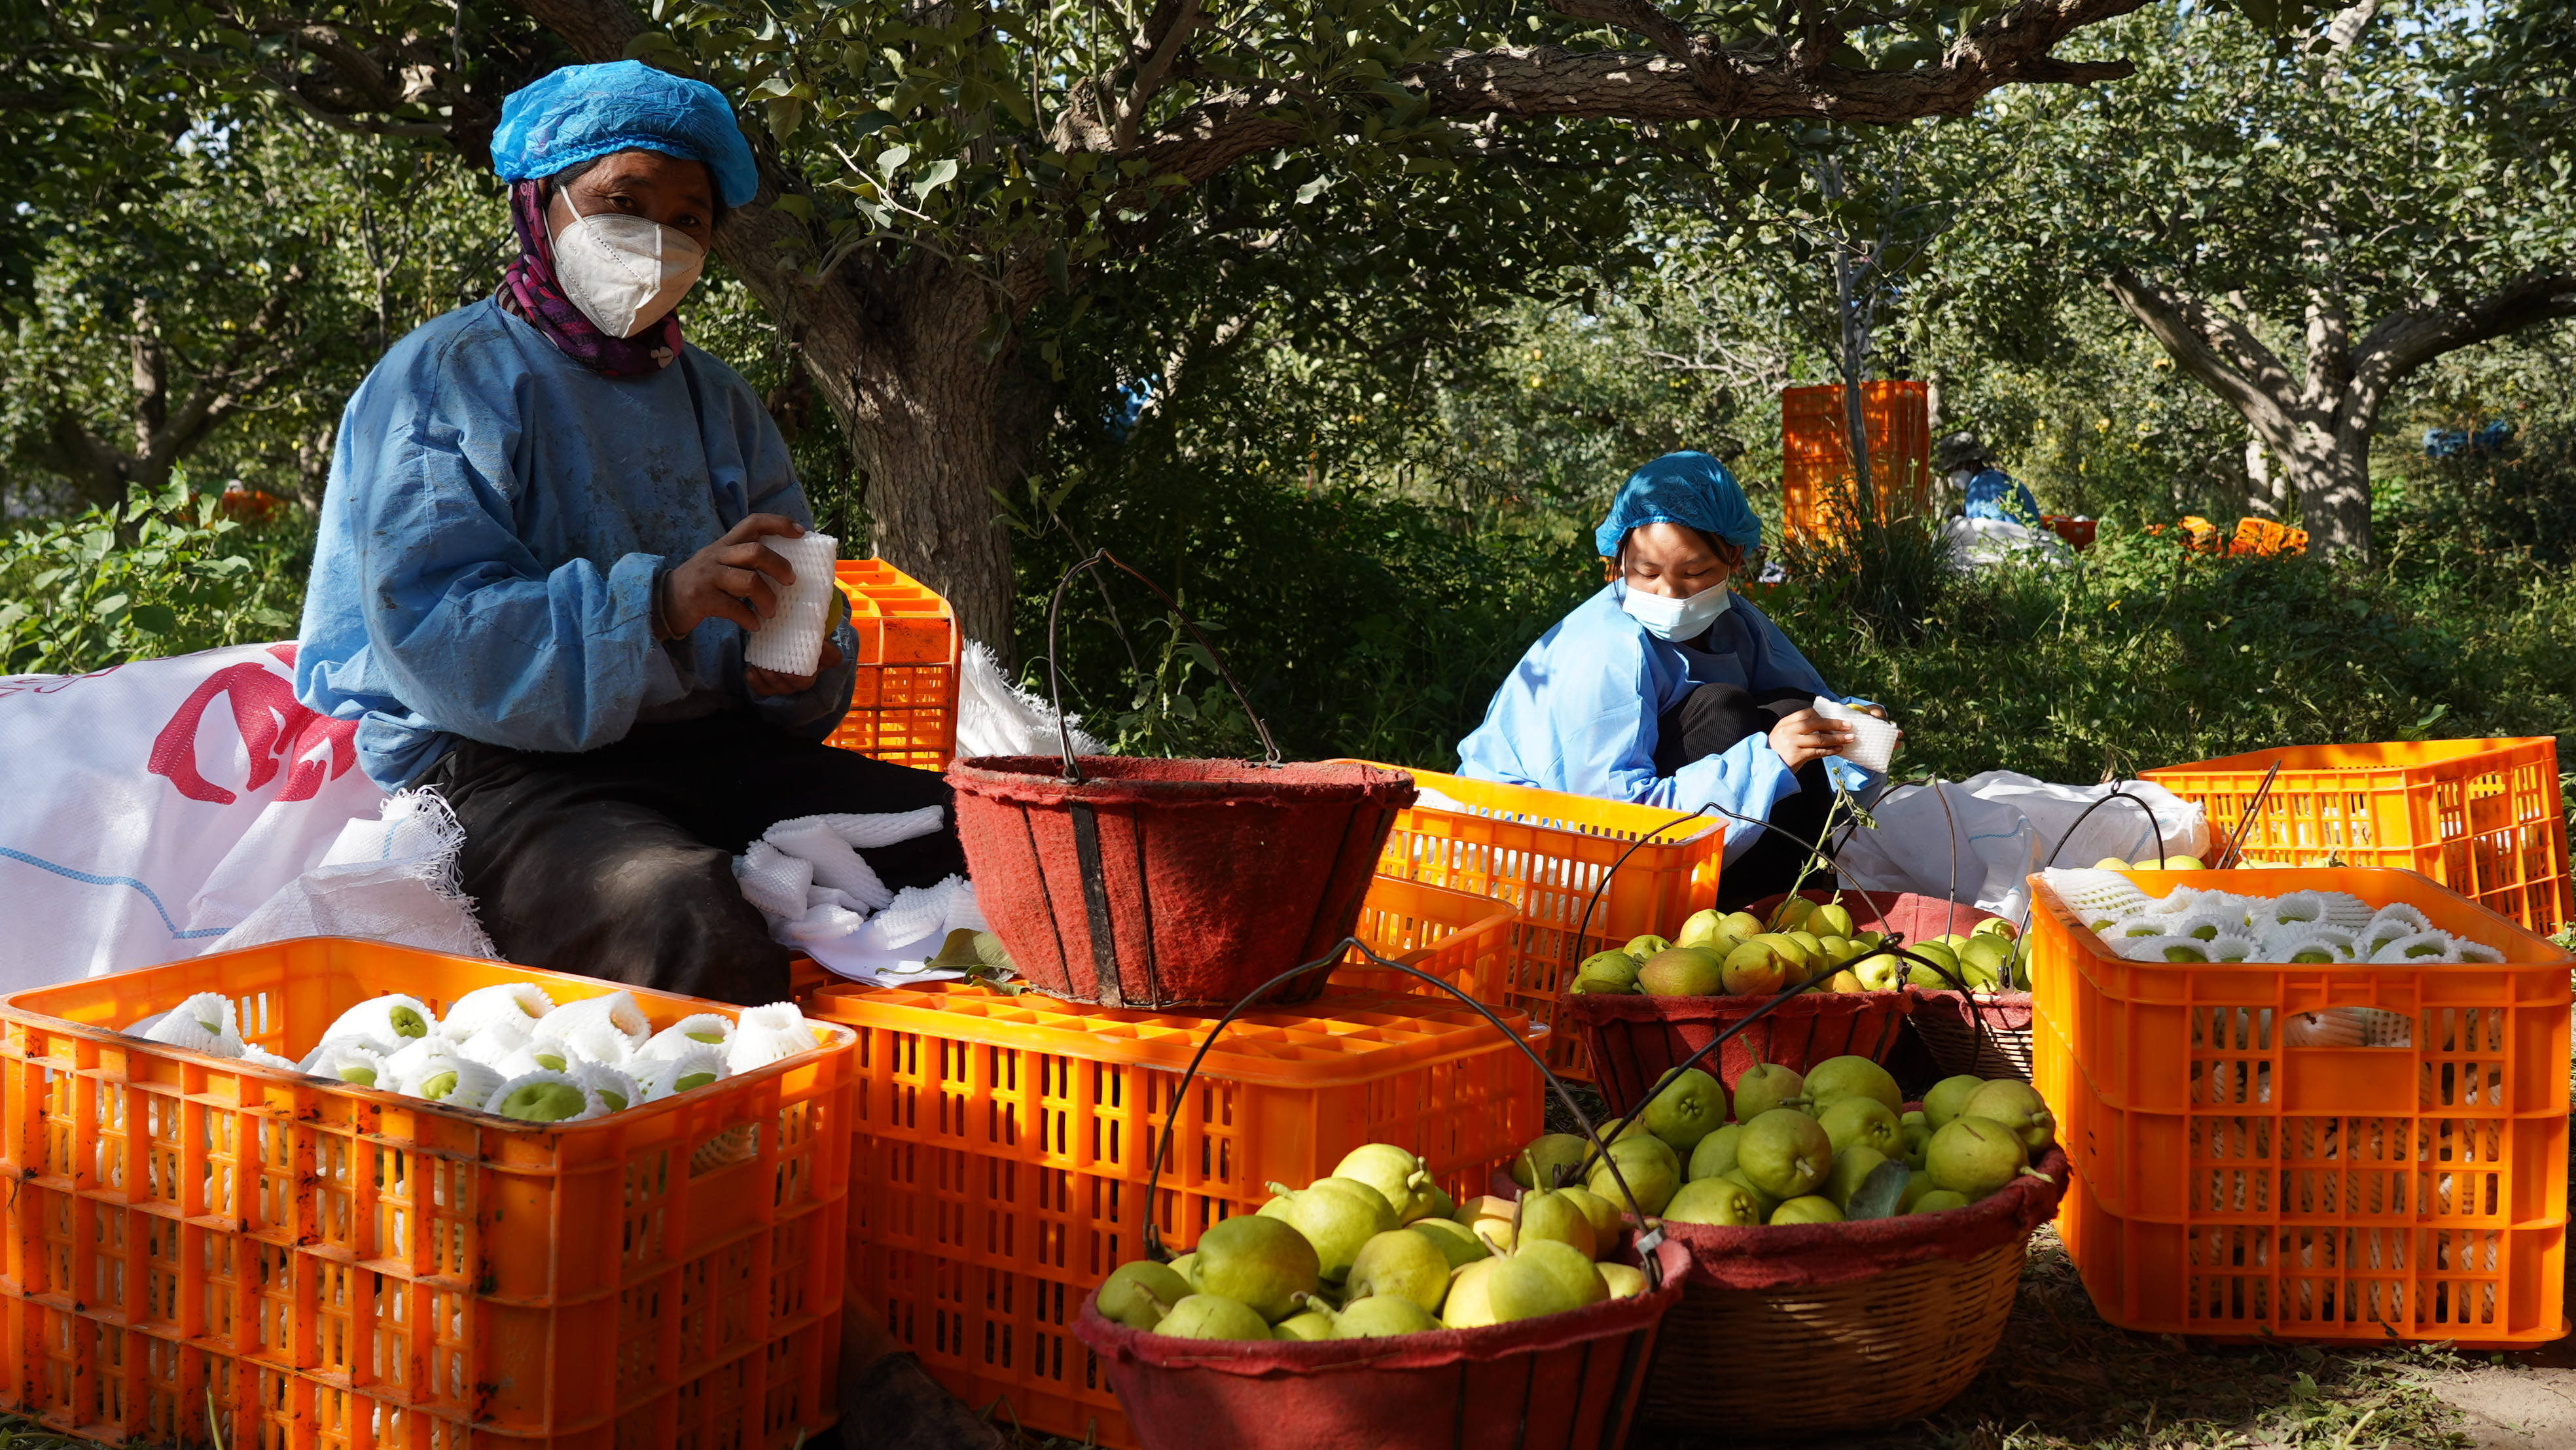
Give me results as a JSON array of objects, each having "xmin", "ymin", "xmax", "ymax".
[
  {"xmin": 1454, "ymin": 586, "xmax": 1876, "ymax": 862},
  {"xmin": 1960, "ymin": 467, "xmax": 2042, "ymax": 525},
  {"xmin": 295, "ymin": 298, "xmax": 860, "ymax": 790}
]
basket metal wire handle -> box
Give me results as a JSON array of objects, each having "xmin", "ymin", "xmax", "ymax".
[
  {"xmin": 1042, "ymin": 549, "xmax": 1283, "ymax": 781},
  {"xmin": 1136, "ymin": 941, "xmax": 1673, "ymax": 1292}
]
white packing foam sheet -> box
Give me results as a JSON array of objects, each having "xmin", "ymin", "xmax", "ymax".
[
  {"xmin": 743, "ymin": 531, "xmax": 839, "ymax": 675},
  {"xmin": 1811, "ymin": 696, "xmax": 1899, "ymax": 775}
]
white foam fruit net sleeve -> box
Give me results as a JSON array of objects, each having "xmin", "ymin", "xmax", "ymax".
[
  {"xmin": 2040, "ymin": 868, "xmax": 2160, "ymax": 923},
  {"xmin": 742, "ymin": 531, "xmax": 838, "ymax": 674},
  {"xmin": 1811, "ymin": 697, "xmax": 1899, "ymax": 775}
]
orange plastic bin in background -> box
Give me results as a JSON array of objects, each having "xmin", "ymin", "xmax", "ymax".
[
  {"xmin": 0, "ymin": 939, "xmax": 853, "ymax": 1450},
  {"xmin": 828, "ymin": 558, "xmax": 959, "ymax": 768},
  {"xmin": 1331, "ymin": 875, "xmax": 1521, "ymax": 1002},
  {"xmin": 2028, "ymin": 867, "xmax": 2571, "ymax": 1348},
  {"xmin": 2143, "ymin": 739, "xmax": 2571, "ymax": 935},
  {"xmin": 812, "ymin": 982, "xmax": 1541, "ymax": 1448},
  {"xmin": 1334, "ymin": 763, "xmax": 1725, "ymax": 1079}
]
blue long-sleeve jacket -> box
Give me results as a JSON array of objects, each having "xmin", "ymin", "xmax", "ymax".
[
  {"xmin": 295, "ymin": 298, "xmax": 859, "ymax": 790},
  {"xmin": 1960, "ymin": 467, "xmax": 2042, "ymax": 525},
  {"xmin": 1454, "ymin": 587, "xmax": 1876, "ymax": 862}
]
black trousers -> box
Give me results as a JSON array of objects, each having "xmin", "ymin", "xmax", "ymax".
[
  {"xmin": 1652, "ymin": 683, "xmax": 1838, "ymax": 910},
  {"xmin": 416, "ymin": 712, "xmax": 967, "ymax": 1004}
]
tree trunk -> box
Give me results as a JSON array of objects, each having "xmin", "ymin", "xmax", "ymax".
[{"xmin": 2275, "ymin": 414, "xmax": 2374, "ymax": 557}]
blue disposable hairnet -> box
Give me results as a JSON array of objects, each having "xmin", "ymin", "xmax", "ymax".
[
  {"xmin": 1594, "ymin": 451, "xmax": 1763, "ymax": 558},
  {"xmin": 492, "ymin": 61, "xmax": 759, "ymax": 210}
]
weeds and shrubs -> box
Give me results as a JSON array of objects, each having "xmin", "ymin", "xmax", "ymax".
[{"xmin": 0, "ymin": 476, "xmax": 310, "ymax": 677}]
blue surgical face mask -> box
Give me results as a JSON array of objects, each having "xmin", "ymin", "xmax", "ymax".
[{"xmin": 1619, "ymin": 580, "xmax": 1734, "ymax": 641}]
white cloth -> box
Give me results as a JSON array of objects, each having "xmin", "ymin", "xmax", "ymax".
[
  {"xmin": 804, "ymin": 874, "xmax": 988, "ymax": 987},
  {"xmin": 209, "ymin": 790, "xmax": 499, "ymax": 959},
  {"xmin": 1941, "ymin": 517, "xmax": 2074, "ymax": 570},
  {"xmin": 1834, "ymin": 771, "xmax": 2209, "ymax": 921},
  {"xmin": 955, "ymin": 639, "xmax": 1104, "ymax": 758},
  {"xmin": 0, "ymin": 643, "xmax": 390, "ymax": 988}
]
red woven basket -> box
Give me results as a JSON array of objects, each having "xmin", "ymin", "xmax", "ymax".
[
  {"xmin": 1639, "ymin": 1146, "xmax": 2069, "ymax": 1434},
  {"xmin": 949, "ymin": 755, "xmax": 1417, "ymax": 1008},
  {"xmin": 1071, "ymin": 1237, "xmax": 1687, "ymax": 1450}
]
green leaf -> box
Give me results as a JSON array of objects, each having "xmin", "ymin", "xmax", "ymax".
[
  {"xmin": 910, "ymin": 157, "xmax": 959, "ymax": 201},
  {"xmin": 129, "ymin": 603, "xmax": 178, "ymax": 636}
]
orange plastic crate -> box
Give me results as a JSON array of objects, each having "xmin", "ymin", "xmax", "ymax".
[
  {"xmin": 0, "ymin": 938, "xmax": 854, "ymax": 1450},
  {"xmin": 2143, "ymin": 739, "xmax": 2571, "ymax": 934},
  {"xmin": 1780, "ymin": 381, "xmax": 1932, "ymax": 541},
  {"xmin": 810, "ymin": 982, "xmax": 1541, "ymax": 1448},
  {"xmin": 2028, "ymin": 868, "xmax": 2571, "ymax": 1347},
  {"xmin": 1338, "ymin": 762, "xmax": 1724, "ymax": 1078},
  {"xmin": 827, "ymin": 559, "xmax": 958, "ymax": 769},
  {"xmin": 1331, "ymin": 876, "xmax": 1520, "ymax": 1000}
]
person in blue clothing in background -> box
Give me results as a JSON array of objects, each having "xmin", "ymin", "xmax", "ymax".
[
  {"xmin": 295, "ymin": 63, "xmax": 968, "ymax": 1008},
  {"xmin": 1935, "ymin": 431, "xmax": 2043, "ymax": 525},
  {"xmin": 1455, "ymin": 451, "xmax": 1896, "ymax": 906}
]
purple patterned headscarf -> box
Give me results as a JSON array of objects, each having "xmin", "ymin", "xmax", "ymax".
[{"xmin": 498, "ymin": 180, "xmax": 682, "ymax": 376}]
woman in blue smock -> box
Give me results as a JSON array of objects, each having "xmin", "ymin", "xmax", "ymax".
[
  {"xmin": 293, "ymin": 63, "xmax": 971, "ymax": 1010},
  {"xmin": 1455, "ymin": 451, "xmax": 1895, "ymax": 906}
]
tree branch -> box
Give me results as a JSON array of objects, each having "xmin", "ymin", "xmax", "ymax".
[
  {"xmin": 1114, "ymin": 0, "xmax": 1202, "ymax": 150},
  {"xmin": 2349, "ymin": 269, "xmax": 2576, "ymax": 409},
  {"xmin": 2102, "ymin": 268, "xmax": 2297, "ymax": 436}
]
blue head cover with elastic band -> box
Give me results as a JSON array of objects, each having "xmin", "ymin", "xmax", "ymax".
[
  {"xmin": 1593, "ymin": 451, "xmax": 1764, "ymax": 559},
  {"xmin": 491, "ymin": 61, "xmax": 759, "ymax": 210}
]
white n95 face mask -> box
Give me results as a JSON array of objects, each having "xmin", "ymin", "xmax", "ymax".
[
  {"xmin": 1620, "ymin": 581, "xmax": 1734, "ymax": 642},
  {"xmin": 551, "ymin": 210, "xmax": 705, "ymax": 338}
]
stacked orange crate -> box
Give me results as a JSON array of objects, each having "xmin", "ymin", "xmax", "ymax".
[
  {"xmin": 2143, "ymin": 739, "xmax": 2571, "ymax": 934},
  {"xmin": 828, "ymin": 559, "xmax": 959, "ymax": 769},
  {"xmin": 1780, "ymin": 381, "xmax": 1932, "ymax": 542},
  {"xmin": 813, "ymin": 982, "xmax": 1540, "ymax": 1448},
  {"xmin": 0, "ymin": 940, "xmax": 853, "ymax": 1450},
  {"xmin": 2028, "ymin": 866, "xmax": 2571, "ymax": 1347}
]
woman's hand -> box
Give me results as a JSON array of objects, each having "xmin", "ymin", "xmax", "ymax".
[
  {"xmin": 1769, "ymin": 709, "xmax": 1855, "ymax": 770},
  {"xmin": 662, "ymin": 514, "xmax": 807, "ymax": 637}
]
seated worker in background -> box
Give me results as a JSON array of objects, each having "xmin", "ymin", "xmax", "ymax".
[
  {"xmin": 1454, "ymin": 452, "xmax": 1893, "ymax": 907},
  {"xmin": 294, "ymin": 62, "xmax": 965, "ymax": 1010},
  {"xmin": 1935, "ymin": 431, "xmax": 2043, "ymax": 525}
]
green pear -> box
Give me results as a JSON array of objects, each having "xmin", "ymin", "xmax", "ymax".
[
  {"xmin": 1719, "ymin": 940, "xmax": 1786, "ymax": 995},
  {"xmin": 1624, "ymin": 934, "xmax": 1673, "ymax": 958},
  {"xmin": 1731, "ymin": 1063, "xmax": 1806, "ymax": 1121},
  {"xmin": 1192, "ymin": 1214, "xmax": 1321, "ymax": 1321},
  {"xmin": 1484, "ymin": 1256, "xmax": 1586, "ymax": 1324},
  {"xmin": 1334, "ymin": 1142, "xmax": 1438, "ymax": 1222},
  {"xmin": 1509, "ymin": 1239, "xmax": 1607, "ymax": 1312},
  {"xmin": 1662, "ymin": 1175, "xmax": 1763, "ymax": 1226},
  {"xmin": 1345, "ymin": 1229, "xmax": 1452, "ymax": 1311},
  {"xmin": 1154, "ymin": 1294, "xmax": 1272, "ymax": 1340},
  {"xmin": 1906, "ymin": 940, "xmax": 1961, "ymax": 987},
  {"xmin": 1687, "ymin": 1123, "xmax": 1742, "ymax": 1182},
  {"xmin": 1573, "ymin": 950, "xmax": 1643, "ymax": 993},
  {"xmin": 1805, "ymin": 1056, "xmax": 1903, "ymax": 1116},
  {"xmin": 1900, "ymin": 1169, "xmax": 1937, "ymax": 1212},
  {"xmin": 1638, "ymin": 947, "xmax": 1726, "ymax": 997},
  {"xmin": 1817, "ymin": 1097, "xmax": 1903, "ymax": 1160},
  {"xmin": 1599, "ymin": 1263, "xmax": 1647, "ymax": 1299},
  {"xmin": 1810, "ymin": 902, "xmax": 1857, "ymax": 940},
  {"xmin": 1927, "ymin": 1118, "xmax": 2031, "ymax": 1199},
  {"xmin": 1736, "ymin": 1108, "xmax": 1833, "ymax": 1199},
  {"xmin": 1319, "ymin": 1293, "xmax": 1442, "ymax": 1337},
  {"xmin": 1821, "ymin": 1144, "xmax": 1890, "ymax": 1209},
  {"xmin": 1961, "ymin": 1080, "xmax": 2057, "ymax": 1155},
  {"xmin": 1722, "ymin": 1169, "xmax": 1779, "ymax": 1221},
  {"xmin": 1718, "ymin": 911, "xmax": 1766, "ymax": 940},
  {"xmin": 1441, "ymin": 1258, "xmax": 1503, "ymax": 1328},
  {"xmin": 1768, "ymin": 896, "xmax": 1816, "ymax": 931},
  {"xmin": 1262, "ymin": 1178, "xmax": 1397, "ymax": 1282},
  {"xmin": 1584, "ymin": 1134, "xmax": 1680, "ymax": 1216},
  {"xmin": 1272, "ymin": 1309, "xmax": 1336, "ymax": 1341},
  {"xmin": 1768, "ymin": 1195, "xmax": 1844, "ymax": 1225},
  {"xmin": 1407, "ymin": 1216, "xmax": 1490, "ymax": 1269},
  {"xmin": 1513, "ymin": 1190, "xmax": 1599, "ymax": 1260},
  {"xmin": 1511, "ymin": 1133, "xmax": 1595, "ymax": 1191},
  {"xmin": 1911, "ymin": 1190, "xmax": 1972, "ymax": 1214},
  {"xmin": 1098, "ymin": 1260, "xmax": 1192, "ymax": 1330},
  {"xmin": 1557, "ymin": 1186, "xmax": 1622, "ymax": 1247},
  {"xmin": 1923, "ymin": 1075, "xmax": 1988, "ymax": 1130},
  {"xmin": 1673, "ymin": 909, "xmax": 1728, "ymax": 948},
  {"xmin": 1170, "ymin": 1252, "xmax": 1200, "ymax": 1289},
  {"xmin": 1640, "ymin": 1066, "xmax": 1728, "ymax": 1151}
]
